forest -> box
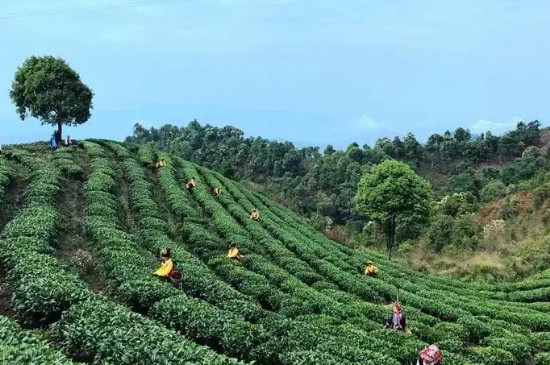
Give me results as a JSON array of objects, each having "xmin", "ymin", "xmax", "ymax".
[{"xmin": 126, "ymin": 120, "xmax": 550, "ymax": 280}]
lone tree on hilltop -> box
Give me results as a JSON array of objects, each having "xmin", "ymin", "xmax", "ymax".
[
  {"xmin": 10, "ymin": 55, "xmax": 93, "ymax": 142},
  {"xmin": 355, "ymin": 159, "xmax": 432, "ymax": 259}
]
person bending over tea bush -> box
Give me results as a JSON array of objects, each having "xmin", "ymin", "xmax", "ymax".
[
  {"xmin": 417, "ymin": 344, "xmax": 442, "ymax": 365},
  {"xmin": 385, "ymin": 301, "xmax": 408, "ymax": 333},
  {"xmin": 227, "ymin": 244, "xmax": 243, "ymax": 261},
  {"xmin": 364, "ymin": 261, "xmax": 378, "ymax": 278},
  {"xmin": 154, "ymin": 248, "xmax": 174, "ymax": 280}
]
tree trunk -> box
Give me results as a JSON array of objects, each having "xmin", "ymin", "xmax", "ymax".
[
  {"xmin": 57, "ymin": 123, "xmax": 63, "ymax": 144},
  {"xmin": 391, "ymin": 215, "xmax": 396, "ymax": 259},
  {"xmin": 386, "ymin": 215, "xmax": 396, "ymax": 260},
  {"xmin": 389, "ymin": 219, "xmax": 392, "ymax": 260}
]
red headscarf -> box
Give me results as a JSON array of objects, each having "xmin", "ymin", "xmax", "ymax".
[{"xmin": 420, "ymin": 344, "xmax": 442, "ymax": 362}]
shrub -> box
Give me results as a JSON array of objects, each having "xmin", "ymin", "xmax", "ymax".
[
  {"xmin": 151, "ymin": 296, "xmax": 266, "ymax": 360},
  {"xmin": 533, "ymin": 332, "xmax": 550, "ymax": 352},
  {"xmin": 468, "ymin": 346, "xmax": 516, "ymax": 365},
  {"xmin": 0, "ymin": 316, "xmax": 76, "ymax": 365},
  {"xmin": 457, "ymin": 316, "xmax": 493, "ymax": 344},
  {"xmin": 137, "ymin": 142, "xmax": 155, "ymax": 166},
  {"xmin": 480, "ymin": 179, "xmax": 507, "ymax": 203},
  {"xmin": 523, "ymin": 146, "xmax": 542, "ymax": 159},
  {"xmin": 451, "ymin": 213, "xmax": 480, "ymax": 249},
  {"xmin": 428, "ymin": 214, "xmax": 454, "ymax": 251},
  {"xmin": 52, "ymin": 298, "xmax": 245, "ymax": 365},
  {"xmin": 535, "ymin": 353, "xmax": 550, "ymax": 365},
  {"xmin": 10, "ymin": 253, "xmax": 93, "ymax": 325}
]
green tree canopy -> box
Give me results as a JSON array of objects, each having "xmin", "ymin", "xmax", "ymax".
[
  {"xmin": 402, "ymin": 132, "xmax": 422, "ymax": 160},
  {"xmin": 446, "ymin": 169, "xmax": 480, "ymax": 196},
  {"xmin": 126, "ymin": 120, "xmax": 543, "ymax": 231},
  {"xmin": 435, "ymin": 192, "xmax": 475, "ymax": 217},
  {"xmin": 454, "ymin": 127, "xmax": 471, "ymax": 142},
  {"xmin": 522, "ymin": 146, "xmax": 542, "ymax": 159},
  {"xmin": 480, "ymin": 179, "xmax": 507, "ymax": 203},
  {"xmin": 324, "ymin": 145, "xmax": 335, "ymax": 156},
  {"xmin": 10, "ymin": 55, "xmax": 94, "ymax": 140},
  {"xmin": 355, "ymin": 159, "xmax": 432, "ymax": 258},
  {"xmin": 428, "ymin": 214, "xmax": 455, "ymax": 251}
]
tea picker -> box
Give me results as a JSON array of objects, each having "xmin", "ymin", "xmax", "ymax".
[
  {"xmin": 250, "ymin": 209, "xmax": 259, "ymax": 221},
  {"xmin": 384, "ymin": 301, "xmax": 408, "ymax": 333},
  {"xmin": 364, "ymin": 261, "xmax": 378, "ymax": 277},
  {"xmin": 153, "ymin": 248, "xmax": 182, "ymax": 288},
  {"xmin": 154, "ymin": 158, "xmax": 167, "ymax": 172},
  {"xmin": 186, "ymin": 177, "xmax": 197, "ymax": 193},
  {"xmin": 417, "ymin": 344, "xmax": 442, "ymax": 365},
  {"xmin": 227, "ymin": 244, "xmax": 243, "ymax": 261}
]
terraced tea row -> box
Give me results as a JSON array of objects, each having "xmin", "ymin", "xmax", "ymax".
[
  {"xmin": 175, "ymin": 154, "xmax": 550, "ymax": 364},
  {"xmin": 135, "ymin": 148, "xmax": 465, "ymax": 364},
  {"xmin": 0, "ymin": 145, "xmax": 246, "ymax": 365},
  {"xmin": 142, "ymin": 146, "xmax": 412, "ymax": 364},
  {"xmin": 0, "ymin": 316, "xmax": 77, "ymax": 365},
  {"xmin": 3, "ymin": 141, "xmax": 550, "ymax": 364}
]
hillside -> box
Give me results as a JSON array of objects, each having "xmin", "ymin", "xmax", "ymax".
[
  {"xmin": 125, "ymin": 121, "xmax": 550, "ymax": 282},
  {"xmin": 126, "ymin": 120, "xmax": 546, "ymax": 224},
  {"xmin": 3, "ymin": 141, "xmax": 550, "ymax": 365},
  {"xmin": 401, "ymin": 164, "xmax": 550, "ymax": 282}
]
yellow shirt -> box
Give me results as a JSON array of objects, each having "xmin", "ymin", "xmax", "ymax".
[
  {"xmin": 154, "ymin": 259, "xmax": 173, "ymax": 277},
  {"xmin": 365, "ymin": 265, "xmax": 378, "ymax": 275},
  {"xmin": 227, "ymin": 248, "xmax": 240, "ymax": 258}
]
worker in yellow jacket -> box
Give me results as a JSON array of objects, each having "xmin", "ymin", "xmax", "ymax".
[
  {"xmin": 153, "ymin": 158, "xmax": 166, "ymax": 173},
  {"xmin": 186, "ymin": 177, "xmax": 197, "ymax": 193},
  {"xmin": 250, "ymin": 209, "xmax": 259, "ymax": 221},
  {"xmin": 364, "ymin": 261, "xmax": 378, "ymax": 278},
  {"xmin": 154, "ymin": 248, "xmax": 174, "ymax": 279},
  {"xmin": 227, "ymin": 244, "xmax": 243, "ymax": 261}
]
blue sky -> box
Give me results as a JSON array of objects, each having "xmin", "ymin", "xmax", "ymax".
[{"xmin": 1, "ymin": 0, "xmax": 549, "ymax": 148}]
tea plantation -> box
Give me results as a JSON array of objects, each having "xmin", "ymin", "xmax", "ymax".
[{"xmin": 2, "ymin": 140, "xmax": 550, "ymax": 365}]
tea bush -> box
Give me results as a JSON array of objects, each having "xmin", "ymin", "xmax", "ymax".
[
  {"xmin": 0, "ymin": 316, "xmax": 77, "ymax": 365},
  {"xmin": 5, "ymin": 141, "xmax": 550, "ymax": 364}
]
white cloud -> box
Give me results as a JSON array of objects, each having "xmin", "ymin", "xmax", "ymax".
[
  {"xmin": 354, "ymin": 115, "xmax": 380, "ymax": 131},
  {"xmin": 470, "ymin": 118, "xmax": 520, "ymax": 134}
]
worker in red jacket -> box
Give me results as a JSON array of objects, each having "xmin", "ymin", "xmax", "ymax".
[{"xmin": 417, "ymin": 344, "xmax": 442, "ymax": 365}]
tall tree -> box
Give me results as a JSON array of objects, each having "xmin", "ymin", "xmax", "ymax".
[
  {"xmin": 426, "ymin": 133, "xmax": 443, "ymax": 152},
  {"xmin": 374, "ymin": 137, "xmax": 396, "ymax": 157},
  {"xmin": 10, "ymin": 56, "xmax": 93, "ymax": 141},
  {"xmin": 355, "ymin": 160, "xmax": 432, "ymax": 258},
  {"xmin": 402, "ymin": 132, "xmax": 422, "ymax": 160},
  {"xmin": 324, "ymin": 145, "xmax": 336, "ymax": 156},
  {"xmin": 454, "ymin": 127, "xmax": 471, "ymax": 142}
]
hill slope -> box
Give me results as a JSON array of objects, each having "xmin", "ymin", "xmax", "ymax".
[
  {"xmin": 125, "ymin": 120, "xmax": 547, "ymax": 225},
  {"xmin": 2, "ymin": 141, "xmax": 550, "ymax": 364}
]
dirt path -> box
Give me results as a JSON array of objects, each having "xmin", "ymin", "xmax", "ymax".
[
  {"xmin": 103, "ymin": 146, "xmax": 158, "ymax": 267},
  {"xmin": 0, "ymin": 168, "xmax": 28, "ymax": 231},
  {"xmin": 0, "ymin": 164, "xmax": 28, "ymax": 317},
  {"xmin": 143, "ymin": 166, "xmax": 181, "ymax": 241},
  {"xmin": 52, "ymin": 149, "xmax": 108, "ymax": 295}
]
